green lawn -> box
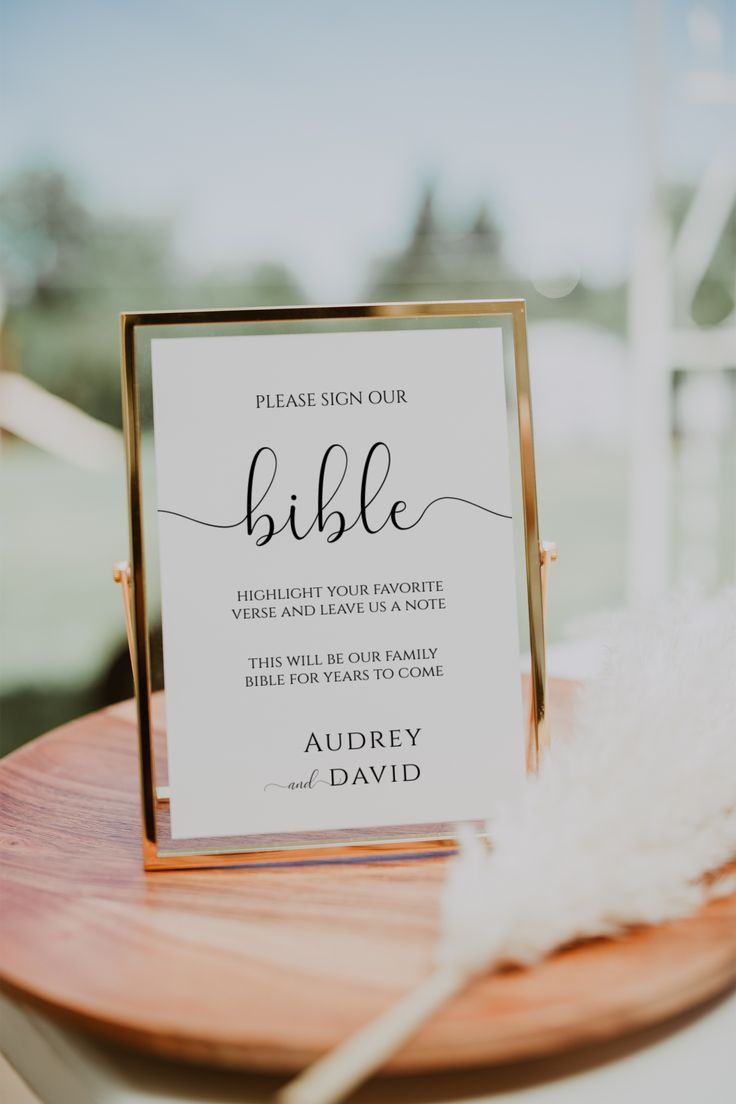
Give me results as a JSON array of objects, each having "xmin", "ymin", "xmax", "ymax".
[{"xmin": 2, "ymin": 441, "xmax": 132, "ymax": 690}]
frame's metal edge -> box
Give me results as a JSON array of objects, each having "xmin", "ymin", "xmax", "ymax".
[
  {"xmin": 119, "ymin": 299, "xmax": 526, "ymax": 329},
  {"xmin": 121, "ymin": 314, "xmax": 158, "ymax": 851},
  {"xmin": 510, "ymin": 302, "xmax": 546, "ymax": 769},
  {"xmin": 122, "ymin": 299, "xmax": 544, "ymax": 869},
  {"xmin": 143, "ymin": 836, "xmax": 458, "ymax": 872}
]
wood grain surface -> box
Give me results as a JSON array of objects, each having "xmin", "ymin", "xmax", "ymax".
[{"xmin": 1, "ymin": 682, "xmax": 735, "ymax": 1074}]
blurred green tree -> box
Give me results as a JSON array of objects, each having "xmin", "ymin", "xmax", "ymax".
[
  {"xmin": 667, "ymin": 184, "xmax": 735, "ymax": 327},
  {"xmin": 0, "ymin": 168, "xmax": 91, "ymax": 305},
  {"xmin": 365, "ymin": 183, "xmax": 627, "ymax": 331},
  {"xmin": 0, "ymin": 168, "xmax": 308, "ymax": 427}
]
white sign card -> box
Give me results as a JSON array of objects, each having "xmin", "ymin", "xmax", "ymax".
[{"xmin": 151, "ymin": 327, "xmax": 525, "ymax": 841}]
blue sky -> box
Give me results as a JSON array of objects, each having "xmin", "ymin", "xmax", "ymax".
[{"xmin": 1, "ymin": 0, "xmax": 733, "ymax": 296}]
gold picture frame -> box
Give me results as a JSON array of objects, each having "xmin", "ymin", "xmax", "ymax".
[{"xmin": 119, "ymin": 299, "xmax": 547, "ymax": 870}]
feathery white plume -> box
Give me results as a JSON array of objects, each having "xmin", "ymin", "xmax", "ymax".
[
  {"xmin": 278, "ymin": 592, "xmax": 736, "ymax": 1104},
  {"xmin": 439, "ymin": 591, "xmax": 736, "ymax": 974}
]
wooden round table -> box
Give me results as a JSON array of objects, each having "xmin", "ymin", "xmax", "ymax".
[{"xmin": 1, "ymin": 683, "xmax": 735, "ymax": 1075}]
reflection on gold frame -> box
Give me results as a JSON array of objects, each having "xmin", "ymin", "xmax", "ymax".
[{"xmin": 120, "ymin": 300, "xmax": 546, "ymax": 870}]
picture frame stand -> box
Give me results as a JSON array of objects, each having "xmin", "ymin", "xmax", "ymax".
[{"xmin": 116, "ymin": 299, "xmax": 553, "ymax": 868}]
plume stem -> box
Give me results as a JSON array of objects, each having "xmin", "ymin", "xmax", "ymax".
[{"xmin": 276, "ymin": 962, "xmax": 467, "ymax": 1104}]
